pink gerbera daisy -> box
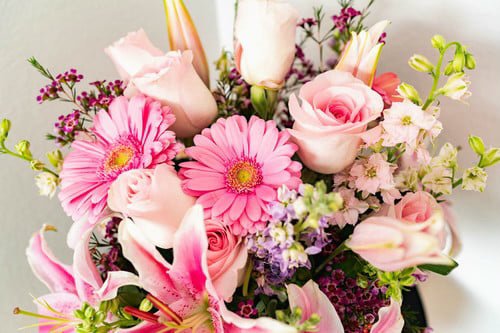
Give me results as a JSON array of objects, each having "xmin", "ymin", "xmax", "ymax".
[
  {"xmin": 59, "ymin": 95, "xmax": 180, "ymax": 225},
  {"xmin": 179, "ymin": 115, "xmax": 302, "ymax": 235}
]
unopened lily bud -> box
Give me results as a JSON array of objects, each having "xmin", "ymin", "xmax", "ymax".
[
  {"xmin": 431, "ymin": 35, "xmax": 446, "ymax": 50},
  {"xmin": 465, "ymin": 53, "xmax": 476, "ymax": 70},
  {"xmin": 46, "ymin": 150, "xmax": 63, "ymax": 169},
  {"xmin": 468, "ymin": 135, "xmax": 485, "ymax": 156},
  {"xmin": 15, "ymin": 140, "xmax": 32, "ymax": 158},
  {"xmin": 0, "ymin": 119, "xmax": 11, "ymax": 140},
  {"xmin": 444, "ymin": 61, "xmax": 455, "ymax": 75},
  {"xmin": 408, "ymin": 54, "xmax": 434, "ymax": 72},
  {"xmin": 397, "ymin": 83, "xmax": 422, "ymax": 105}
]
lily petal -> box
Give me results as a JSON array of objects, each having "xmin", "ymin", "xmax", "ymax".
[
  {"xmin": 370, "ymin": 298, "xmax": 404, "ymax": 333},
  {"xmin": 97, "ymin": 271, "xmax": 142, "ymax": 301},
  {"xmin": 26, "ymin": 225, "xmax": 77, "ymax": 295}
]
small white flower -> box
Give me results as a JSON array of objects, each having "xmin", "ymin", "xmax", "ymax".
[
  {"xmin": 441, "ymin": 73, "xmax": 471, "ymax": 101},
  {"xmin": 292, "ymin": 197, "xmax": 308, "ymax": 218},
  {"xmin": 422, "ymin": 166, "xmax": 452, "ymax": 195},
  {"xmin": 395, "ymin": 168, "xmax": 420, "ymax": 192},
  {"xmin": 462, "ymin": 166, "xmax": 487, "ymax": 192},
  {"xmin": 35, "ymin": 172, "xmax": 59, "ymax": 198},
  {"xmin": 431, "ymin": 143, "xmax": 458, "ymax": 170}
]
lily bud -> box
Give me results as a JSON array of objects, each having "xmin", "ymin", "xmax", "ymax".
[
  {"xmin": 397, "ymin": 83, "xmax": 422, "ymax": 105},
  {"xmin": 465, "ymin": 53, "xmax": 476, "ymax": 70},
  {"xmin": 163, "ymin": 0, "xmax": 210, "ymax": 86},
  {"xmin": 452, "ymin": 47, "xmax": 465, "ymax": 72},
  {"xmin": 408, "ymin": 54, "xmax": 434, "ymax": 73},
  {"xmin": 480, "ymin": 148, "xmax": 500, "ymax": 168},
  {"xmin": 15, "ymin": 140, "xmax": 32, "ymax": 158}
]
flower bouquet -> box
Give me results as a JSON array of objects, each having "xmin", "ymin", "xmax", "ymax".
[{"xmin": 5, "ymin": 0, "xmax": 500, "ymax": 332}]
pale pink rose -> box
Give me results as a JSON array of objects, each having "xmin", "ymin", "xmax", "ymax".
[
  {"xmin": 206, "ymin": 219, "xmax": 248, "ymax": 302},
  {"xmin": 394, "ymin": 191, "xmax": 441, "ymax": 223},
  {"xmin": 347, "ymin": 212, "xmax": 454, "ymax": 271},
  {"xmin": 371, "ymin": 299, "xmax": 405, "ymax": 333},
  {"xmin": 234, "ymin": 0, "xmax": 298, "ymax": 89},
  {"xmin": 105, "ymin": 29, "xmax": 217, "ymax": 138},
  {"xmin": 289, "ymin": 70, "xmax": 384, "ymax": 174},
  {"xmin": 107, "ymin": 164, "xmax": 195, "ymax": 249}
]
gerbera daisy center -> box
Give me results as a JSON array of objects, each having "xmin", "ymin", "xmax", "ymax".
[
  {"xmin": 225, "ymin": 158, "xmax": 263, "ymax": 194},
  {"xmin": 104, "ymin": 145, "xmax": 135, "ymax": 173}
]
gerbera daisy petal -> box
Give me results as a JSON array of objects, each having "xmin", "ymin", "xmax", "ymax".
[
  {"xmin": 180, "ymin": 115, "xmax": 302, "ymax": 235},
  {"xmin": 58, "ymin": 95, "xmax": 180, "ymax": 227}
]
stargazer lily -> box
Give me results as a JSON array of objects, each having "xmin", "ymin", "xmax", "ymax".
[
  {"xmin": 335, "ymin": 21, "xmax": 390, "ymax": 86},
  {"xmin": 117, "ymin": 205, "xmax": 296, "ymax": 333},
  {"xmin": 19, "ymin": 224, "xmax": 140, "ymax": 332}
]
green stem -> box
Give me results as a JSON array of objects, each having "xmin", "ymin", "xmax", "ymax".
[
  {"xmin": 0, "ymin": 142, "xmax": 59, "ymax": 177},
  {"xmin": 422, "ymin": 42, "xmax": 461, "ymax": 110},
  {"xmin": 453, "ymin": 178, "xmax": 463, "ymax": 188},
  {"xmin": 242, "ymin": 260, "xmax": 253, "ymax": 297},
  {"xmin": 315, "ymin": 242, "xmax": 348, "ymax": 275}
]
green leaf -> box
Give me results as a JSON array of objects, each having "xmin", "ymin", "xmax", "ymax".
[{"xmin": 419, "ymin": 258, "xmax": 458, "ymax": 276}]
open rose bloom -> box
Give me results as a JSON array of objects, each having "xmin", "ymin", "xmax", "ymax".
[{"xmin": 9, "ymin": 1, "xmax": 493, "ymax": 333}]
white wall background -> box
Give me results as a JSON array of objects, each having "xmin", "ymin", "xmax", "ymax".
[{"xmin": 1, "ymin": 0, "xmax": 499, "ymax": 332}]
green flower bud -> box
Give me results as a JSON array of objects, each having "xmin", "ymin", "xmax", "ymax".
[
  {"xmin": 408, "ymin": 54, "xmax": 434, "ymax": 72},
  {"xmin": 46, "ymin": 149, "xmax": 64, "ymax": 169},
  {"xmin": 480, "ymin": 148, "xmax": 500, "ymax": 168},
  {"xmin": 30, "ymin": 159, "xmax": 45, "ymax": 171},
  {"xmin": 139, "ymin": 298, "xmax": 153, "ymax": 312},
  {"xmin": 444, "ymin": 61, "xmax": 455, "ymax": 75},
  {"xmin": 396, "ymin": 83, "xmax": 422, "ymax": 105},
  {"xmin": 465, "ymin": 53, "xmax": 476, "ymax": 70},
  {"xmin": 431, "ymin": 35, "xmax": 446, "ymax": 50},
  {"xmin": 14, "ymin": 140, "xmax": 32, "ymax": 158},
  {"xmin": 0, "ymin": 118, "xmax": 11, "ymax": 140},
  {"xmin": 452, "ymin": 48, "xmax": 466, "ymax": 72},
  {"xmin": 250, "ymin": 86, "xmax": 279, "ymax": 120},
  {"xmin": 468, "ymin": 135, "xmax": 485, "ymax": 156}
]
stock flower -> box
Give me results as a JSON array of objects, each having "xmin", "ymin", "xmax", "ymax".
[
  {"xmin": 381, "ymin": 101, "xmax": 439, "ymax": 148},
  {"xmin": 234, "ymin": 0, "xmax": 299, "ymax": 89},
  {"xmin": 118, "ymin": 205, "xmax": 296, "ymax": 333},
  {"xmin": 347, "ymin": 212, "xmax": 454, "ymax": 271},
  {"xmin": 205, "ymin": 219, "xmax": 248, "ymax": 301},
  {"xmin": 59, "ymin": 95, "xmax": 180, "ymax": 247},
  {"xmin": 24, "ymin": 224, "xmax": 140, "ymax": 332},
  {"xmin": 440, "ymin": 73, "xmax": 471, "ymax": 101},
  {"xmin": 34, "ymin": 172, "xmax": 59, "ymax": 198},
  {"xmin": 462, "ymin": 166, "xmax": 487, "ymax": 192},
  {"xmin": 179, "ymin": 115, "xmax": 302, "ymax": 235},
  {"xmin": 331, "ymin": 187, "xmax": 369, "ymax": 228},
  {"xmin": 422, "ymin": 166, "xmax": 452, "ymax": 195},
  {"xmin": 105, "ymin": 29, "xmax": 217, "ymax": 137},
  {"xmin": 107, "ymin": 164, "xmax": 195, "ymax": 249},
  {"xmin": 286, "ymin": 280, "xmax": 344, "ymax": 333},
  {"xmin": 288, "ymin": 70, "xmax": 384, "ymax": 174},
  {"xmin": 350, "ymin": 153, "xmax": 397, "ymax": 195},
  {"xmin": 335, "ymin": 21, "xmax": 390, "ymax": 86}
]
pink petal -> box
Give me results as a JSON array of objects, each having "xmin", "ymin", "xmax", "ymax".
[
  {"xmin": 96, "ymin": 271, "xmax": 141, "ymax": 301},
  {"xmin": 73, "ymin": 228, "xmax": 103, "ymax": 302},
  {"xmin": 212, "ymin": 193, "xmax": 237, "ymax": 217},
  {"xmin": 370, "ymin": 299, "xmax": 404, "ymax": 333},
  {"xmin": 255, "ymin": 185, "xmax": 276, "ymax": 201},
  {"xmin": 229, "ymin": 195, "xmax": 247, "ymax": 221},
  {"xmin": 26, "ymin": 225, "xmax": 76, "ymax": 295}
]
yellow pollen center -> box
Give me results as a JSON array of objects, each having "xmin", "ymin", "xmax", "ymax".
[
  {"xmin": 104, "ymin": 145, "xmax": 134, "ymax": 172},
  {"xmin": 226, "ymin": 159, "xmax": 262, "ymax": 193},
  {"xmin": 401, "ymin": 115, "xmax": 412, "ymax": 126}
]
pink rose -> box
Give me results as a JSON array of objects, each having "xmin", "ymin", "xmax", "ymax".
[
  {"xmin": 205, "ymin": 219, "xmax": 248, "ymax": 302},
  {"xmin": 105, "ymin": 29, "xmax": 217, "ymax": 138},
  {"xmin": 289, "ymin": 70, "xmax": 384, "ymax": 174},
  {"xmin": 394, "ymin": 191, "xmax": 441, "ymax": 223},
  {"xmin": 346, "ymin": 212, "xmax": 453, "ymax": 272},
  {"xmin": 107, "ymin": 164, "xmax": 195, "ymax": 248}
]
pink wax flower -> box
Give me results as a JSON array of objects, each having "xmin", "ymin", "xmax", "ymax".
[
  {"xmin": 206, "ymin": 218, "xmax": 248, "ymax": 301},
  {"xmin": 179, "ymin": 115, "xmax": 302, "ymax": 235},
  {"xmin": 24, "ymin": 225, "xmax": 139, "ymax": 332},
  {"xmin": 288, "ymin": 70, "xmax": 384, "ymax": 174},
  {"xmin": 58, "ymin": 95, "xmax": 180, "ymax": 247},
  {"xmin": 107, "ymin": 164, "xmax": 195, "ymax": 249},
  {"xmin": 347, "ymin": 212, "xmax": 454, "ymax": 272}
]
